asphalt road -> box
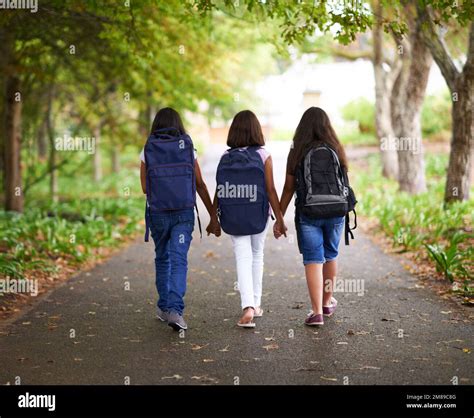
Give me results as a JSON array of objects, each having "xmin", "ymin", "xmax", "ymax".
[{"xmin": 0, "ymin": 142, "xmax": 472, "ymax": 385}]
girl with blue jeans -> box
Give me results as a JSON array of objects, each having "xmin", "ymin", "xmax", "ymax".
[
  {"xmin": 140, "ymin": 108, "xmax": 220, "ymax": 331},
  {"xmin": 276, "ymin": 107, "xmax": 349, "ymax": 326}
]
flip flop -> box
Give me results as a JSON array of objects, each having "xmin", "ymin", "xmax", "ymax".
[
  {"xmin": 254, "ymin": 307, "xmax": 264, "ymax": 318},
  {"xmin": 237, "ymin": 321, "xmax": 256, "ymax": 328},
  {"xmin": 237, "ymin": 307, "xmax": 255, "ymax": 328}
]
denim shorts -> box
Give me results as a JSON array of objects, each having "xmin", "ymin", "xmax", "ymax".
[{"xmin": 295, "ymin": 213, "xmax": 344, "ymax": 265}]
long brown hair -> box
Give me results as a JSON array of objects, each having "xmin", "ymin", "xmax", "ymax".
[
  {"xmin": 227, "ymin": 110, "xmax": 265, "ymax": 148},
  {"xmin": 289, "ymin": 107, "xmax": 348, "ymax": 171}
]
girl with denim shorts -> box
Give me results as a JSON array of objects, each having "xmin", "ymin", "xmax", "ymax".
[{"xmin": 276, "ymin": 107, "xmax": 349, "ymax": 326}]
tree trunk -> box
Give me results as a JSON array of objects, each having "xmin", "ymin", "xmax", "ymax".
[
  {"xmin": 390, "ymin": 9, "xmax": 431, "ymax": 194},
  {"xmin": 111, "ymin": 147, "xmax": 120, "ymax": 173},
  {"xmin": 444, "ymin": 73, "xmax": 473, "ymax": 202},
  {"xmin": 417, "ymin": 9, "xmax": 474, "ymax": 203},
  {"xmin": 37, "ymin": 118, "xmax": 48, "ymax": 160},
  {"xmin": 49, "ymin": 140, "xmax": 58, "ymax": 203},
  {"xmin": 46, "ymin": 87, "xmax": 58, "ymax": 202},
  {"xmin": 93, "ymin": 124, "xmax": 102, "ymax": 182},
  {"xmin": 373, "ymin": 0, "xmax": 399, "ymax": 180},
  {"xmin": 4, "ymin": 75, "xmax": 24, "ymax": 212}
]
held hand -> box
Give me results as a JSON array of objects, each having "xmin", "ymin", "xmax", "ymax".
[
  {"xmin": 206, "ymin": 217, "xmax": 221, "ymax": 237},
  {"xmin": 273, "ymin": 223, "xmax": 281, "ymax": 239},
  {"xmin": 273, "ymin": 220, "xmax": 287, "ymax": 239}
]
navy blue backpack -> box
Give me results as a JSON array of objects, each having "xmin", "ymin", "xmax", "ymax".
[
  {"xmin": 216, "ymin": 146, "xmax": 269, "ymax": 235},
  {"xmin": 143, "ymin": 128, "xmax": 197, "ymax": 242}
]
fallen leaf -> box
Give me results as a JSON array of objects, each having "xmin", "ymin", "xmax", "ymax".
[
  {"xmin": 191, "ymin": 375, "xmax": 219, "ymax": 384},
  {"xmin": 191, "ymin": 344, "xmax": 209, "ymax": 351},
  {"xmin": 219, "ymin": 345, "xmax": 230, "ymax": 352},
  {"xmin": 462, "ymin": 348, "xmax": 471, "ymax": 354},
  {"xmin": 294, "ymin": 367, "xmax": 320, "ymax": 372},
  {"xmin": 320, "ymin": 376, "xmax": 338, "ymax": 382},
  {"xmin": 161, "ymin": 375, "xmax": 182, "ymax": 380},
  {"xmin": 264, "ymin": 330, "xmax": 276, "ymax": 341},
  {"xmin": 262, "ymin": 343, "xmax": 279, "ymax": 351},
  {"xmin": 436, "ymin": 339, "xmax": 464, "ymax": 345}
]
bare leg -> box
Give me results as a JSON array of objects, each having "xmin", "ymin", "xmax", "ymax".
[
  {"xmin": 304, "ymin": 263, "xmax": 324, "ymax": 315},
  {"xmin": 323, "ymin": 260, "xmax": 337, "ymax": 306}
]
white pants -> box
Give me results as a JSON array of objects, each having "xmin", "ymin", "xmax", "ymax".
[{"xmin": 230, "ymin": 220, "xmax": 270, "ymax": 310}]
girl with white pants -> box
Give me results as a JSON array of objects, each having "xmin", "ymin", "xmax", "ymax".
[
  {"xmin": 231, "ymin": 220, "xmax": 270, "ymax": 319},
  {"xmin": 213, "ymin": 110, "xmax": 287, "ymax": 328}
]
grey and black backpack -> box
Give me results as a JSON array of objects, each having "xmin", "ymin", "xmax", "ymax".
[{"xmin": 295, "ymin": 144, "xmax": 357, "ymax": 245}]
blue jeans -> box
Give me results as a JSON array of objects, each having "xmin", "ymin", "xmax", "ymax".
[
  {"xmin": 148, "ymin": 208, "xmax": 194, "ymax": 315},
  {"xmin": 296, "ymin": 213, "xmax": 344, "ymax": 265}
]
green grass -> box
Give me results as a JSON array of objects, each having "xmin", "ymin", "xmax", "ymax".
[
  {"xmin": 0, "ymin": 151, "xmax": 144, "ymax": 282},
  {"xmin": 339, "ymin": 129, "xmax": 377, "ymax": 147},
  {"xmin": 354, "ymin": 153, "xmax": 473, "ymax": 295}
]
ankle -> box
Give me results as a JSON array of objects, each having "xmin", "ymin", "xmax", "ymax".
[{"xmin": 312, "ymin": 307, "xmax": 323, "ymax": 315}]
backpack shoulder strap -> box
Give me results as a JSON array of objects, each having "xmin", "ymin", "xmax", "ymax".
[
  {"xmin": 344, "ymin": 210, "xmax": 357, "ymax": 245},
  {"xmin": 194, "ymin": 203, "xmax": 202, "ymax": 240}
]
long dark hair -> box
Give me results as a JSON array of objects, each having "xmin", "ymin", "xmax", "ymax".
[
  {"xmin": 289, "ymin": 107, "xmax": 348, "ymax": 171},
  {"xmin": 227, "ymin": 110, "xmax": 265, "ymax": 148},
  {"xmin": 150, "ymin": 107, "xmax": 186, "ymax": 135}
]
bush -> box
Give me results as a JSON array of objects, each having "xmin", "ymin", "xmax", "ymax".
[
  {"xmin": 0, "ymin": 197, "xmax": 143, "ymax": 280},
  {"xmin": 340, "ymin": 91, "xmax": 452, "ymax": 145},
  {"xmin": 0, "ymin": 154, "xmax": 145, "ymax": 282},
  {"xmin": 421, "ymin": 91, "xmax": 452, "ymax": 140},
  {"xmin": 354, "ymin": 153, "xmax": 473, "ymax": 295},
  {"xmin": 341, "ymin": 98, "xmax": 375, "ymax": 135}
]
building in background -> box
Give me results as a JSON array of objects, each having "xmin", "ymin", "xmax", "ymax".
[{"xmin": 204, "ymin": 54, "xmax": 446, "ymax": 144}]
